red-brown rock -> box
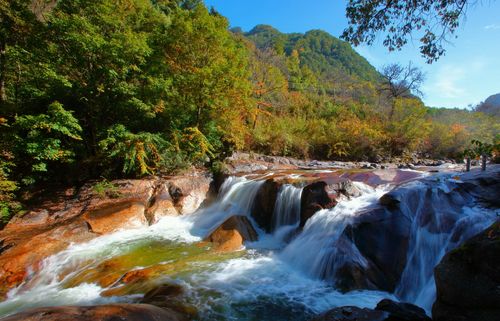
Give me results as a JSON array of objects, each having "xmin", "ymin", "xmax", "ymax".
[
  {"xmin": 204, "ymin": 215, "xmax": 258, "ymax": 252},
  {"xmin": 0, "ymin": 304, "xmax": 184, "ymax": 321}
]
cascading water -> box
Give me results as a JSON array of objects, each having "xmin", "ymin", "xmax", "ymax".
[
  {"xmin": 279, "ymin": 182, "xmax": 388, "ymax": 281},
  {"xmin": 394, "ymin": 180, "xmax": 497, "ymax": 312},
  {"xmin": 270, "ymin": 185, "xmax": 303, "ymax": 244},
  {"xmin": 0, "ymin": 171, "xmax": 496, "ymax": 320},
  {"xmin": 187, "ymin": 176, "xmax": 264, "ymax": 237}
]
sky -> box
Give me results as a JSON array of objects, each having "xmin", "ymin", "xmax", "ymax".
[{"xmin": 204, "ymin": 0, "xmax": 500, "ymax": 109}]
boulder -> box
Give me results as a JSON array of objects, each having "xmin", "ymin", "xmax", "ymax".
[
  {"xmin": 337, "ymin": 207, "xmax": 411, "ymax": 292},
  {"xmin": 432, "ymin": 221, "xmax": 500, "ymax": 321},
  {"xmin": 0, "ymin": 304, "xmax": 184, "ymax": 321},
  {"xmin": 326, "ymin": 167, "xmax": 500, "ymax": 293},
  {"xmin": 204, "ymin": 215, "xmax": 258, "ymax": 252},
  {"xmin": 375, "ymin": 299, "xmax": 431, "ymax": 321},
  {"xmin": 83, "ymin": 201, "xmax": 148, "ymax": 234},
  {"xmin": 310, "ymin": 300, "xmax": 431, "ymax": 321},
  {"xmin": 300, "ymin": 181, "xmax": 337, "ymax": 228},
  {"xmin": 168, "ymin": 174, "xmax": 212, "ymax": 215},
  {"xmin": 146, "ymin": 184, "xmax": 178, "ymax": 224},
  {"xmin": 310, "ymin": 306, "xmax": 388, "ymax": 321},
  {"xmin": 141, "ymin": 284, "xmax": 198, "ymax": 320},
  {"xmin": 251, "ymin": 179, "xmax": 281, "ymax": 232}
]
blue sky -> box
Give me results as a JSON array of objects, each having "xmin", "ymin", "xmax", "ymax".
[{"xmin": 204, "ymin": 0, "xmax": 500, "ymax": 109}]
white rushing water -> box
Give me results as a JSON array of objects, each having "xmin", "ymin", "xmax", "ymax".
[
  {"xmin": 280, "ymin": 182, "xmax": 389, "ymax": 281},
  {"xmin": 0, "ymin": 172, "xmax": 496, "ymax": 320}
]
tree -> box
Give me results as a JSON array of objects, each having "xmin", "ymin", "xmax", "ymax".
[
  {"xmin": 342, "ymin": 0, "xmax": 476, "ymax": 63},
  {"xmin": 379, "ymin": 63, "xmax": 425, "ymax": 119}
]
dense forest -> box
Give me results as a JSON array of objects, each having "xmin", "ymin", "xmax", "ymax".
[{"xmin": 1, "ymin": 0, "xmax": 498, "ymax": 222}]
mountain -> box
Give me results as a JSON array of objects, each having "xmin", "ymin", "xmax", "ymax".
[
  {"xmin": 244, "ymin": 25, "xmax": 381, "ymax": 83},
  {"xmin": 476, "ymin": 93, "xmax": 500, "ymax": 117}
]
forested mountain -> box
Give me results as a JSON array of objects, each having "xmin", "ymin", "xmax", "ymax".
[
  {"xmin": 245, "ymin": 25, "xmax": 381, "ymax": 82},
  {"xmin": 0, "ymin": 0, "xmax": 498, "ymax": 223}
]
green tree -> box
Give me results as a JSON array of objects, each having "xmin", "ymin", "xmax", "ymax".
[{"xmin": 13, "ymin": 102, "xmax": 82, "ymax": 184}]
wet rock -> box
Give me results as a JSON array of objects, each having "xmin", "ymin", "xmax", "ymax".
[
  {"xmin": 0, "ymin": 304, "xmax": 184, "ymax": 321},
  {"xmin": 168, "ymin": 173, "xmax": 212, "ymax": 215},
  {"xmin": 458, "ymin": 169, "xmax": 500, "ymax": 208},
  {"xmin": 432, "ymin": 221, "xmax": 500, "ymax": 321},
  {"xmin": 0, "ymin": 171, "xmax": 213, "ymax": 298},
  {"xmin": 310, "ymin": 300, "xmax": 430, "ymax": 321},
  {"xmin": 251, "ymin": 179, "xmax": 281, "ymax": 232},
  {"xmin": 375, "ymin": 299, "xmax": 431, "ymax": 321},
  {"xmin": 83, "ymin": 201, "xmax": 148, "ymax": 234},
  {"xmin": 204, "ymin": 215, "xmax": 258, "ymax": 252},
  {"xmin": 327, "ymin": 166, "xmax": 500, "ymax": 294},
  {"xmin": 141, "ymin": 284, "xmax": 198, "ymax": 320},
  {"xmin": 168, "ymin": 175, "xmax": 211, "ymax": 215},
  {"xmin": 146, "ymin": 184, "xmax": 178, "ymax": 224},
  {"xmin": 310, "ymin": 306, "xmax": 388, "ymax": 321},
  {"xmin": 337, "ymin": 207, "xmax": 411, "ymax": 292},
  {"xmin": 300, "ymin": 181, "xmax": 337, "ymax": 227}
]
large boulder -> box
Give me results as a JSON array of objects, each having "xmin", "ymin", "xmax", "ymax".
[
  {"xmin": 168, "ymin": 173, "xmax": 212, "ymax": 215},
  {"xmin": 204, "ymin": 215, "xmax": 258, "ymax": 252},
  {"xmin": 0, "ymin": 304, "xmax": 184, "ymax": 321},
  {"xmin": 432, "ymin": 221, "xmax": 500, "ymax": 321},
  {"xmin": 83, "ymin": 201, "xmax": 148, "ymax": 234},
  {"xmin": 375, "ymin": 299, "xmax": 431, "ymax": 321},
  {"xmin": 251, "ymin": 179, "xmax": 281, "ymax": 232},
  {"xmin": 310, "ymin": 300, "xmax": 430, "ymax": 321},
  {"xmin": 145, "ymin": 184, "xmax": 178, "ymax": 224},
  {"xmin": 141, "ymin": 283, "xmax": 198, "ymax": 320},
  {"xmin": 300, "ymin": 181, "xmax": 337, "ymax": 228},
  {"xmin": 323, "ymin": 166, "xmax": 499, "ymax": 294}
]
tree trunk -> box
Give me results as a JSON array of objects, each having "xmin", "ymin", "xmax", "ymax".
[
  {"xmin": 466, "ymin": 157, "xmax": 471, "ymax": 172},
  {"xmin": 389, "ymin": 100, "xmax": 395, "ymax": 120},
  {"xmin": 481, "ymin": 154, "xmax": 487, "ymax": 171},
  {"xmin": 0, "ymin": 40, "xmax": 6, "ymax": 104}
]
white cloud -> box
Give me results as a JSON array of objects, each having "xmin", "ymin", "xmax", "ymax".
[
  {"xmin": 484, "ymin": 24, "xmax": 500, "ymax": 30},
  {"xmin": 431, "ymin": 65, "xmax": 466, "ymax": 99}
]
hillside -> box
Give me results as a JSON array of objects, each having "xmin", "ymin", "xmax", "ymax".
[
  {"xmin": 244, "ymin": 25, "xmax": 381, "ymax": 83},
  {"xmin": 476, "ymin": 93, "xmax": 500, "ymax": 117}
]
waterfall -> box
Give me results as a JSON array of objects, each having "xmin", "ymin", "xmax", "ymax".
[
  {"xmin": 270, "ymin": 185, "xmax": 303, "ymax": 243},
  {"xmin": 395, "ymin": 181, "xmax": 496, "ymax": 311},
  {"xmin": 279, "ymin": 182, "xmax": 385, "ymax": 280},
  {"xmin": 188, "ymin": 176, "xmax": 264, "ymax": 237}
]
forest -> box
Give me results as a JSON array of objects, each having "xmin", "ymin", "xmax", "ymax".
[{"xmin": 1, "ymin": 0, "xmax": 499, "ymax": 222}]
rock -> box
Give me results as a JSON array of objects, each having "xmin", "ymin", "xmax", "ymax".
[
  {"xmin": 432, "ymin": 221, "xmax": 500, "ymax": 321},
  {"xmin": 168, "ymin": 174, "xmax": 212, "ymax": 215},
  {"xmin": 337, "ymin": 206, "xmax": 411, "ymax": 292},
  {"xmin": 310, "ymin": 306, "xmax": 388, "ymax": 321},
  {"xmin": 141, "ymin": 284, "xmax": 198, "ymax": 320},
  {"xmin": 300, "ymin": 181, "xmax": 337, "ymax": 228},
  {"xmin": 310, "ymin": 300, "xmax": 431, "ymax": 321},
  {"xmin": 83, "ymin": 201, "xmax": 148, "ymax": 234},
  {"xmin": 146, "ymin": 184, "xmax": 178, "ymax": 224},
  {"xmin": 251, "ymin": 179, "xmax": 281, "ymax": 232},
  {"xmin": 375, "ymin": 299, "xmax": 431, "ymax": 321},
  {"xmin": 323, "ymin": 166, "xmax": 500, "ymax": 293},
  {"xmin": 204, "ymin": 215, "xmax": 258, "ymax": 252},
  {"xmin": 0, "ymin": 304, "xmax": 184, "ymax": 321},
  {"xmin": 0, "ymin": 171, "xmax": 213, "ymax": 298}
]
